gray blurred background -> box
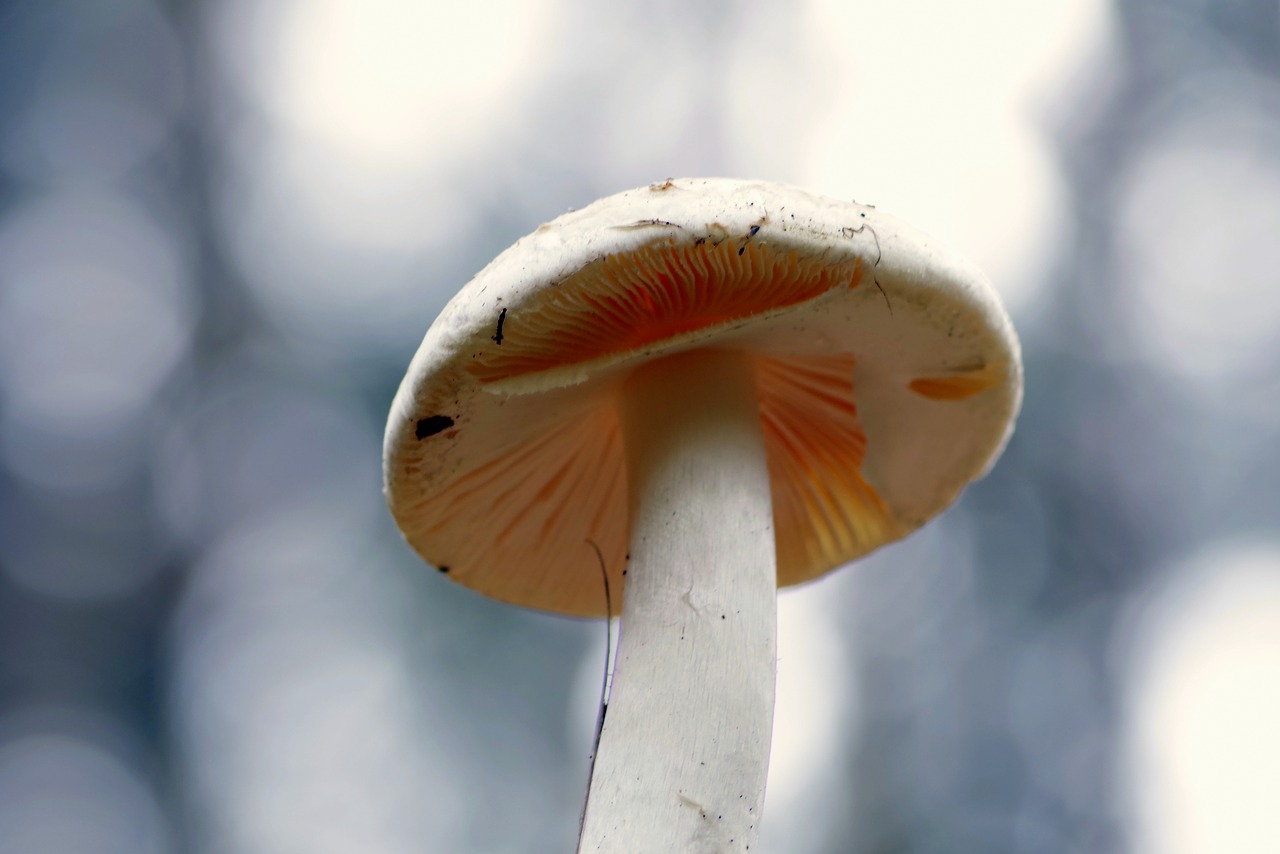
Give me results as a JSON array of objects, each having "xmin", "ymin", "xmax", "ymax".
[{"xmin": 1, "ymin": 1, "xmax": 1279, "ymax": 852}]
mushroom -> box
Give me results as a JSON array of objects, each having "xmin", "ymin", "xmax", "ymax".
[{"xmin": 383, "ymin": 178, "xmax": 1021, "ymax": 852}]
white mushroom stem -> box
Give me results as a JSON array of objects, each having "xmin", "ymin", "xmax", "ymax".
[{"xmin": 578, "ymin": 349, "xmax": 777, "ymax": 853}]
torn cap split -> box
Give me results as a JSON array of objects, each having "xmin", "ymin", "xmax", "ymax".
[{"xmin": 384, "ymin": 178, "xmax": 1022, "ymax": 616}]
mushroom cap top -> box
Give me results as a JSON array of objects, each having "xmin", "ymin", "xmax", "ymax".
[{"xmin": 384, "ymin": 178, "xmax": 1022, "ymax": 617}]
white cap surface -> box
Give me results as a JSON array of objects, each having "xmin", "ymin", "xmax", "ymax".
[{"xmin": 385, "ymin": 178, "xmax": 1022, "ymax": 616}]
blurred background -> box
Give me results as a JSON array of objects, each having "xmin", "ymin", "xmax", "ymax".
[{"xmin": 1, "ymin": 0, "xmax": 1278, "ymax": 851}]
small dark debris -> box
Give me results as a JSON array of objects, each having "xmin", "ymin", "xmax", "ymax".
[
  {"xmin": 491, "ymin": 307, "xmax": 507, "ymax": 345},
  {"xmin": 416, "ymin": 415, "xmax": 455, "ymax": 439},
  {"xmin": 841, "ymin": 220, "xmax": 891, "ymax": 315},
  {"xmin": 437, "ymin": 565, "xmax": 450, "ymax": 574}
]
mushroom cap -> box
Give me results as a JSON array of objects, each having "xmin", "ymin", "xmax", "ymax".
[{"xmin": 384, "ymin": 178, "xmax": 1022, "ymax": 617}]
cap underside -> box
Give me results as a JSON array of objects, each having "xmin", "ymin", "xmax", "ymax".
[
  {"xmin": 468, "ymin": 239, "xmax": 860, "ymax": 385},
  {"xmin": 389, "ymin": 232, "xmax": 1010, "ymax": 617}
]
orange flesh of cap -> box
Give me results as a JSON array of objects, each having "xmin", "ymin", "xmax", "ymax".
[{"xmin": 909, "ymin": 371, "xmax": 1000, "ymax": 400}]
